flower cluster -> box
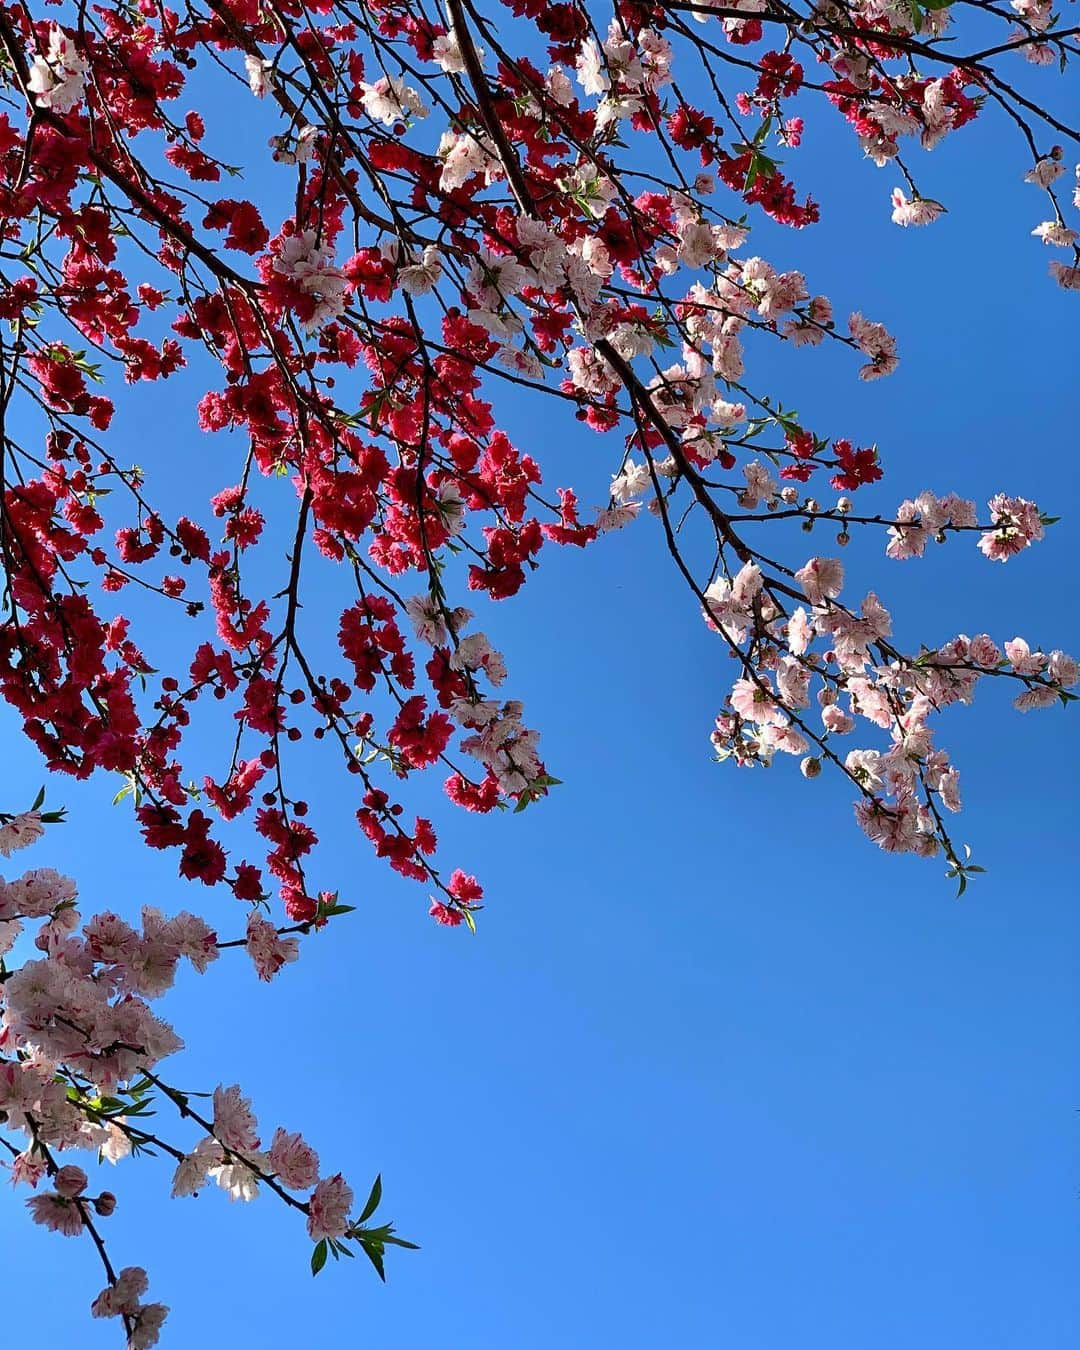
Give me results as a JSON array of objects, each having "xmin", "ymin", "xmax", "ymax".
[{"xmin": 1, "ymin": 809, "xmax": 412, "ymax": 1344}]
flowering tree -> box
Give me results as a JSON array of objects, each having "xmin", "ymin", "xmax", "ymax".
[{"xmin": 0, "ymin": 0, "xmax": 1077, "ymax": 1339}]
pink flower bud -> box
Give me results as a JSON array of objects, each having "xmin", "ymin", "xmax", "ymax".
[{"xmin": 53, "ymin": 1165, "xmax": 88, "ymax": 1199}]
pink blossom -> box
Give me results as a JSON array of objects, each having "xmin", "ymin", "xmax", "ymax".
[
  {"xmin": 245, "ymin": 911, "xmax": 299, "ymax": 982},
  {"xmin": 1048, "ymin": 650, "xmax": 1079, "ymax": 686},
  {"xmin": 27, "ymin": 1192, "xmax": 84, "ymax": 1236},
  {"xmin": 91, "ymin": 1267, "xmax": 149, "ymax": 1319},
  {"xmin": 307, "ymin": 1173, "xmax": 354, "ymax": 1241},
  {"xmin": 130, "ymin": 1303, "xmax": 170, "ymax": 1349},
  {"xmin": 212, "ymin": 1084, "xmax": 260, "ymax": 1152},
  {"xmin": 978, "ymin": 494, "xmax": 1044, "ymax": 561},
  {"xmin": 890, "ymin": 188, "xmax": 944, "ymax": 226},
  {"xmin": 8, "ymin": 1150, "xmax": 47, "ymax": 1188},
  {"xmin": 1005, "ymin": 638, "xmax": 1045, "ymax": 676},
  {"xmin": 269, "ymin": 1128, "xmax": 320, "ymax": 1190},
  {"xmin": 1014, "ymin": 685, "xmax": 1058, "ymax": 711},
  {"xmin": 795, "ymin": 557, "xmax": 844, "ymax": 604},
  {"xmin": 0, "ymin": 812, "xmax": 44, "ymax": 857},
  {"xmin": 730, "ymin": 677, "xmax": 785, "ymax": 726},
  {"xmin": 171, "ymin": 1138, "xmax": 224, "ymax": 1198}
]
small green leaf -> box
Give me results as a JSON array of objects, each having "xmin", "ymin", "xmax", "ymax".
[
  {"xmin": 360, "ymin": 1240, "xmax": 386, "ymax": 1282},
  {"xmin": 358, "ymin": 1174, "xmax": 382, "ymax": 1225},
  {"xmin": 311, "ymin": 1238, "xmax": 328, "ymax": 1276}
]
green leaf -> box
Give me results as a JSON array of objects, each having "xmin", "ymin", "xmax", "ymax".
[
  {"xmin": 311, "ymin": 1238, "xmax": 328, "ymax": 1276},
  {"xmin": 358, "ymin": 1174, "xmax": 382, "ymax": 1225},
  {"xmin": 360, "ymin": 1240, "xmax": 386, "ymax": 1282}
]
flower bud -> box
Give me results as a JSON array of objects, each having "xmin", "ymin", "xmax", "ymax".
[
  {"xmin": 836, "ymin": 496, "xmax": 852, "ymax": 514},
  {"xmin": 94, "ymin": 1192, "xmax": 117, "ymax": 1217},
  {"xmin": 54, "ymin": 1165, "xmax": 88, "ymax": 1199},
  {"xmin": 780, "ymin": 486, "xmax": 799, "ymax": 504},
  {"xmin": 800, "ymin": 756, "xmax": 822, "ymax": 779}
]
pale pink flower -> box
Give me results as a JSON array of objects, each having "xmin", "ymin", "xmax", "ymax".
[
  {"xmin": 91, "ymin": 1266, "xmax": 149, "ymax": 1318},
  {"xmin": 244, "ymin": 53, "xmax": 273, "ymax": 97},
  {"xmin": 1031, "ymin": 221, "xmax": 1079, "ymax": 247},
  {"xmin": 307, "ymin": 1173, "xmax": 354, "ymax": 1241},
  {"xmin": 730, "ymin": 677, "xmax": 786, "ymax": 726},
  {"xmin": 1048, "ymin": 650, "xmax": 1079, "ymax": 686},
  {"xmin": 739, "ymin": 461, "xmax": 778, "ymax": 509},
  {"xmin": 776, "ymin": 656, "xmax": 811, "ymax": 709},
  {"xmin": 1049, "ymin": 260, "xmax": 1080, "ymax": 292},
  {"xmin": 210, "ymin": 1156, "xmax": 265, "ymax": 1202},
  {"xmin": 822, "ymin": 703, "xmax": 855, "ymax": 735},
  {"xmin": 212, "ymin": 1084, "xmax": 260, "ymax": 1152},
  {"xmin": 168, "ymin": 911, "xmax": 219, "ymax": 973},
  {"xmin": 849, "ymin": 312, "xmax": 899, "ymax": 379},
  {"xmin": 795, "ymin": 557, "xmax": 844, "ymax": 604},
  {"xmin": 9, "ymin": 1150, "xmax": 47, "ymax": 1188},
  {"xmin": 1015, "ymin": 685, "xmax": 1058, "ymax": 711},
  {"xmin": 787, "ymin": 607, "xmax": 813, "ymax": 656},
  {"xmin": 968, "ymin": 634, "xmax": 1002, "ymax": 667},
  {"xmin": 846, "ymin": 749, "xmax": 884, "ymax": 793},
  {"xmin": 0, "ymin": 811, "xmax": 44, "ymax": 857},
  {"xmin": 1025, "ymin": 158, "xmax": 1065, "ymax": 188},
  {"xmin": 171, "ymin": 1138, "xmax": 224, "ymax": 1198},
  {"xmin": 731, "ymin": 561, "xmax": 763, "ymax": 606},
  {"xmin": 890, "ymin": 188, "xmax": 944, "ymax": 226},
  {"xmin": 1004, "ymin": 637, "xmax": 1044, "ymax": 675},
  {"xmin": 27, "ymin": 1192, "xmax": 84, "ymax": 1236},
  {"xmin": 596, "ymin": 504, "xmax": 639, "ymax": 532},
  {"xmin": 245, "ymin": 911, "xmax": 299, "ymax": 983},
  {"xmin": 0, "ymin": 918, "xmax": 20, "ymax": 956},
  {"xmin": 939, "ymin": 768, "xmax": 962, "ymax": 813},
  {"xmin": 0, "ymin": 867, "xmax": 76, "ymax": 918},
  {"xmin": 359, "ymin": 76, "xmax": 428, "ymax": 126},
  {"xmin": 886, "ymin": 499, "xmax": 929, "ymax": 560},
  {"xmin": 758, "ymin": 723, "xmax": 809, "ymax": 756},
  {"xmin": 978, "ymin": 494, "xmax": 1044, "ymax": 561},
  {"xmin": 269, "ymin": 1128, "xmax": 320, "ymax": 1190},
  {"xmin": 398, "ymin": 245, "xmax": 443, "ymax": 296},
  {"xmin": 27, "ymin": 26, "xmax": 87, "ymax": 114},
  {"xmin": 130, "ymin": 1303, "xmax": 169, "ymax": 1350}
]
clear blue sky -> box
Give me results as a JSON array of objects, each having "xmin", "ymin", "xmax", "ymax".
[{"xmin": 2, "ymin": 44, "xmax": 1078, "ymax": 1350}]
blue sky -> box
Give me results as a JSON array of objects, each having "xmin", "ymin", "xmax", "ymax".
[{"xmin": 2, "ymin": 32, "xmax": 1078, "ymax": 1350}]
